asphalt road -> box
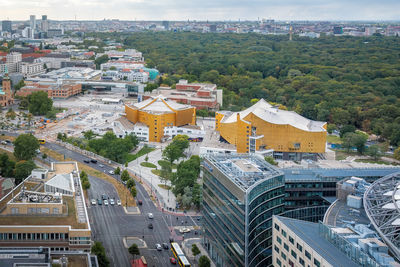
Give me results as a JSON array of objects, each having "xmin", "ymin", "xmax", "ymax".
[{"xmin": 42, "ymin": 141, "xmax": 202, "ymax": 267}]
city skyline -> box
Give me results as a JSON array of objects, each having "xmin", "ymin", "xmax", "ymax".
[{"xmin": 1, "ymin": 0, "xmax": 399, "ymax": 21}]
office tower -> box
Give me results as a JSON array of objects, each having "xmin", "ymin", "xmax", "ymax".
[
  {"xmin": 210, "ymin": 24, "xmax": 217, "ymax": 32},
  {"xmin": 29, "ymin": 15, "xmax": 36, "ymax": 32},
  {"xmin": 162, "ymin": 20, "xmax": 169, "ymax": 30},
  {"xmin": 202, "ymin": 154, "xmax": 285, "ymax": 267},
  {"xmin": 41, "ymin": 15, "xmax": 49, "ymax": 32},
  {"xmin": 1, "ymin": 20, "xmax": 12, "ymax": 33}
]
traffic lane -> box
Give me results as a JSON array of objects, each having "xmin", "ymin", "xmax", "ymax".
[{"xmin": 88, "ymin": 176, "xmax": 131, "ymax": 267}]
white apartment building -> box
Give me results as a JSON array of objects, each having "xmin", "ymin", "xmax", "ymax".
[{"xmin": 18, "ymin": 62, "xmax": 45, "ymax": 77}]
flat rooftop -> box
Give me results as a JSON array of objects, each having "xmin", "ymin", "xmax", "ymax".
[
  {"xmin": 204, "ymin": 154, "xmax": 282, "ymax": 191},
  {"xmin": 323, "ymin": 199, "xmax": 370, "ymax": 227},
  {"xmin": 276, "ymin": 216, "xmax": 359, "ymax": 267},
  {"xmin": 0, "ymin": 247, "xmax": 50, "ymax": 267}
]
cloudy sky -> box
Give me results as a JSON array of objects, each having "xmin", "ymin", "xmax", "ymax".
[{"xmin": 1, "ymin": 0, "xmax": 399, "ymax": 21}]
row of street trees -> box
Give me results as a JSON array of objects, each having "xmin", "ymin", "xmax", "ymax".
[{"xmin": 160, "ymin": 135, "xmax": 202, "ymax": 209}]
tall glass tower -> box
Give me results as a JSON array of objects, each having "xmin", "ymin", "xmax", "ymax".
[{"xmin": 202, "ymin": 154, "xmax": 285, "ymax": 267}]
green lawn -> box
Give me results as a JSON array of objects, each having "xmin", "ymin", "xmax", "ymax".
[
  {"xmin": 151, "ymin": 169, "xmax": 161, "ymax": 176},
  {"xmin": 158, "ymin": 184, "xmax": 171, "ymax": 190},
  {"xmin": 126, "ymin": 146, "xmax": 155, "ymax": 162},
  {"xmin": 140, "ymin": 162, "xmax": 157, "ymax": 168},
  {"xmin": 327, "ymin": 135, "xmax": 342, "ymax": 144},
  {"xmin": 158, "ymin": 159, "xmax": 177, "ymax": 169}
]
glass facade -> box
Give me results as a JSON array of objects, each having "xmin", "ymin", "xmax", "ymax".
[{"xmin": 202, "ymin": 155, "xmax": 285, "ymax": 267}]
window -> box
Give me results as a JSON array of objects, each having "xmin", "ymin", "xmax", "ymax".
[
  {"xmin": 276, "ymin": 258, "xmax": 282, "ymax": 267},
  {"xmin": 284, "ymin": 243, "xmax": 289, "ymax": 251},
  {"xmin": 314, "ymin": 259, "xmax": 320, "ymax": 267},
  {"xmin": 291, "ymin": 250, "xmax": 297, "ymax": 259},
  {"xmin": 289, "ymin": 259, "xmax": 294, "ymax": 267},
  {"xmin": 274, "ymin": 245, "xmax": 279, "ymax": 253},
  {"xmin": 299, "ymin": 257, "xmax": 305, "ymax": 266},
  {"xmin": 277, "ymin": 236, "xmax": 282, "ymax": 244},
  {"xmin": 281, "ymin": 252, "xmax": 286, "ymax": 260},
  {"xmin": 305, "ymin": 250, "xmax": 311, "ymax": 260},
  {"xmin": 281, "ymin": 229, "xmax": 287, "ymax": 237},
  {"xmin": 297, "ymin": 243, "xmax": 303, "ymax": 252},
  {"xmin": 289, "ymin": 236, "xmax": 294, "ymax": 244}
]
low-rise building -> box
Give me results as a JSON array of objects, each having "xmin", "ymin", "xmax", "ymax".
[
  {"xmin": 144, "ymin": 80, "xmax": 223, "ymax": 110},
  {"xmin": 18, "ymin": 62, "xmax": 45, "ymax": 77},
  {"xmin": 0, "ymin": 162, "xmax": 91, "ymax": 252},
  {"xmin": 16, "ymin": 80, "xmax": 82, "ymax": 99},
  {"xmin": 40, "ymin": 67, "xmax": 101, "ymax": 80}
]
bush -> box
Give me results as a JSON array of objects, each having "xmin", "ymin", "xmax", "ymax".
[{"xmin": 191, "ymin": 244, "xmax": 201, "ymax": 256}]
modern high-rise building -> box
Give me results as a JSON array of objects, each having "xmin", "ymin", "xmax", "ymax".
[
  {"xmin": 202, "ymin": 154, "xmax": 285, "ymax": 267},
  {"xmin": 41, "ymin": 15, "xmax": 49, "ymax": 32},
  {"xmin": 162, "ymin": 20, "xmax": 169, "ymax": 30},
  {"xmin": 29, "ymin": 15, "xmax": 36, "ymax": 33},
  {"xmin": 1, "ymin": 20, "xmax": 12, "ymax": 33}
]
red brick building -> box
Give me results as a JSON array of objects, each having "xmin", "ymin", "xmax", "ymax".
[{"xmin": 16, "ymin": 81, "xmax": 82, "ymax": 99}]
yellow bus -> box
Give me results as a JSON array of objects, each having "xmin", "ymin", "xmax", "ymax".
[
  {"xmin": 170, "ymin": 243, "xmax": 191, "ymax": 267},
  {"xmin": 38, "ymin": 139, "xmax": 46, "ymax": 145}
]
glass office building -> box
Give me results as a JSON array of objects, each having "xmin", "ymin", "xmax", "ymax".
[{"xmin": 202, "ymin": 154, "xmax": 285, "ymax": 267}]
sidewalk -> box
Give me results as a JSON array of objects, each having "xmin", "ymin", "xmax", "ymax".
[{"xmin": 182, "ymin": 238, "xmax": 215, "ymax": 267}]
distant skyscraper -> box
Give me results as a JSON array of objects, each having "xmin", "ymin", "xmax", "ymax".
[
  {"xmin": 162, "ymin": 21, "xmax": 169, "ymax": 30},
  {"xmin": 1, "ymin": 20, "xmax": 12, "ymax": 33},
  {"xmin": 41, "ymin": 15, "xmax": 49, "ymax": 32},
  {"xmin": 30, "ymin": 15, "xmax": 36, "ymax": 31},
  {"xmin": 333, "ymin": 26, "xmax": 343, "ymax": 35},
  {"xmin": 210, "ymin": 24, "xmax": 217, "ymax": 32}
]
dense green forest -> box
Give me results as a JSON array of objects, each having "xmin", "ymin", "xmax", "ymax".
[{"xmin": 91, "ymin": 32, "xmax": 400, "ymax": 145}]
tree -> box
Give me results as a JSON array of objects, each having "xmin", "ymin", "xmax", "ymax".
[
  {"xmin": 340, "ymin": 125, "xmax": 356, "ymax": 138},
  {"xmin": 82, "ymin": 180, "xmax": 91, "ymax": 190},
  {"xmin": 131, "ymin": 186, "xmax": 137, "ymax": 198},
  {"xmin": 342, "ymin": 132, "xmax": 368, "ymax": 154},
  {"xmin": 394, "ymin": 147, "xmax": 400, "ymax": 161},
  {"xmin": 264, "ymin": 156, "xmax": 278, "ymax": 166},
  {"xmin": 128, "ymin": 243, "xmax": 140, "ymax": 260},
  {"xmin": 163, "ymin": 144, "xmax": 182, "ymax": 165},
  {"xmin": 367, "ymin": 144, "xmax": 381, "ymax": 161},
  {"xmin": 6, "ymin": 108, "xmax": 16, "ymax": 120},
  {"xmin": 191, "ymin": 244, "xmax": 201, "ymax": 257},
  {"xmin": 13, "ymin": 79, "xmax": 25, "ymax": 91},
  {"xmin": 91, "ymin": 241, "xmax": 110, "ymax": 267},
  {"xmin": 15, "ymin": 160, "xmax": 36, "ymax": 184},
  {"xmin": 114, "ymin": 167, "xmax": 121, "ymax": 175},
  {"xmin": 199, "ymin": 255, "xmax": 211, "ymax": 267},
  {"xmin": 83, "ymin": 130, "xmax": 95, "ymax": 140},
  {"xmin": 13, "ymin": 134, "xmax": 39, "ymax": 161},
  {"xmin": 126, "ymin": 179, "xmax": 135, "ymax": 189},
  {"xmin": 28, "ymin": 91, "xmax": 53, "ymax": 116},
  {"xmin": 0, "ymin": 153, "xmax": 15, "ymax": 177},
  {"xmin": 121, "ymin": 170, "xmax": 130, "ymax": 181},
  {"xmin": 145, "ymin": 154, "xmax": 149, "ymax": 162},
  {"xmin": 95, "ymin": 55, "xmax": 109, "ymax": 69}
]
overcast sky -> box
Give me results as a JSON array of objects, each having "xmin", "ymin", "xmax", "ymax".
[{"xmin": 1, "ymin": 0, "xmax": 399, "ymax": 21}]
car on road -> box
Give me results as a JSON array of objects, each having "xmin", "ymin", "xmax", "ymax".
[
  {"xmin": 162, "ymin": 243, "xmax": 169, "ymax": 249},
  {"xmin": 156, "ymin": 244, "xmax": 162, "ymax": 251},
  {"xmin": 102, "ymin": 194, "xmax": 107, "ymax": 200},
  {"xmin": 138, "ymin": 200, "xmax": 143, "ymax": 205},
  {"xmin": 91, "ymin": 199, "xmax": 96, "ymax": 205},
  {"xmin": 110, "ymin": 198, "xmax": 115, "ymax": 205},
  {"xmin": 90, "ymin": 159, "xmax": 97, "ymax": 164},
  {"xmin": 83, "ymin": 159, "xmax": 90, "ymax": 163},
  {"xmin": 97, "ymin": 199, "xmax": 102, "ymax": 205},
  {"xmin": 148, "ymin": 223, "xmax": 153, "ymax": 229},
  {"xmin": 148, "ymin": 213, "xmax": 154, "ymax": 219},
  {"xmin": 99, "ymin": 164, "xmax": 104, "ymax": 168},
  {"xmin": 117, "ymin": 199, "xmax": 121, "ymax": 206},
  {"xmin": 169, "ymin": 257, "xmax": 177, "ymax": 265},
  {"xmin": 104, "ymin": 199, "xmax": 109, "ymax": 206},
  {"xmin": 1, "ymin": 141, "xmax": 7, "ymax": 145},
  {"xmin": 108, "ymin": 170, "xmax": 114, "ymax": 175},
  {"xmin": 179, "ymin": 228, "xmax": 191, "ymax": 233}
]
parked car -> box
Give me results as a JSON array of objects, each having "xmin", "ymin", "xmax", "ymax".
[
  {"xmin": 156, "ymin": 244, "xmax": 162, "ymax": 251},
  {"xmin": 117, "ymin": 199, "xmax": 121, "ymax": 206},
  {"xmin": 91, "ymin": 199, "xmax": 96, "ymax": 205},
  {"xmin": 99, "ymin": 164, "xmax": 104, "ymax": 168},
  {"xmin": 108, "ymin": 170, "xmax": 114, "ymax": 175},
  {"xmin": 102, "ymin": 194, "xmax": 107, "ymax": 200},
  {"xmin": 104, "ymin": 199, "xmax": 109, "ymax": 206},
  {"xmin": 97, "ymin": 199, "xmax": 102, "ymax": 205},
  {"xmin": 110, "ymin": 198, "xmax": 115, "ymax": 205},
  {"xmin": 83, "ymin": 159, "xmax": 90, "ymax": 163},
  {"xmin": 90, "ymin": 159, "xmax": 97, "ymax": 164},
  {"xmin": 179, "ymin": 228, "xmax": 191, "ymax": 233},
  {"xmin": 148, "ymin": 213, "xmax": 154, "ymax": 219},
  {"xmin": 162, "ymin": 243, "xmax": 169, "ymax": 249},
  {"xmin": 148, "ymin": 223, "xmax": 153, "ymax": 229},
  {"xmin": 138, "ymin": 200, "xmax": 143, "ymax": 205},
  {"xmin": 169, "ymin": 257, "xmax": 177, "ymax": 265}
]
